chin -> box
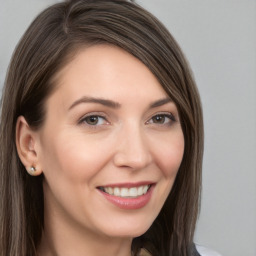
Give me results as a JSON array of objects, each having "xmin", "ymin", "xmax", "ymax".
[{"xmin": 100, "ymin": 216, "xmax": 154, "ymax": 239}]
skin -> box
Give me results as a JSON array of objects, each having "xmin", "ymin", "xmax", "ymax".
[{"xmin": 16, "ymin": 45, "xmax": 184, "ymax": 256}]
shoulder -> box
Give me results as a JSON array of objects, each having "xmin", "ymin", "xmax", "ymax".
[
  {"xmin": 139, "ymin": 245, "xmax": 222, "ymax": 256},
  {"xmin": 196, "ymin": 245, "xmax": 222, "ymax": 256}
]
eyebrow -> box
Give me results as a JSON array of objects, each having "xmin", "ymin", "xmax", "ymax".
[
  {"xmin": 149, "ymin": 97, "xmax": 172, "ymax": 108},
  {"xmin": 69, "ymin": 96, "xmax": 121, "ymax": 110},
  {"xmin": 68, "ymin": 96, "xmax": 172, "ymax": 110}
]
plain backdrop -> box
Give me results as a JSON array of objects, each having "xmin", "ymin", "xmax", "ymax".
[{"xmin": 0, "ymin": 1, "xmax": 255, "ymax": 256}]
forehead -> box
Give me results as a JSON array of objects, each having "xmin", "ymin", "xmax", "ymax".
[{"xmin": 47, "ymin": 44, "xmax": 169, "ymax": 109}]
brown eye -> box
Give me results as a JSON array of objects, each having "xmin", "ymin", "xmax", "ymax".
[
  {"xmin": 151, "ymin": 115, "xmax": 166, "ymax": 124},
  {"xmin": 147, "ymin": 113, "xmax": 176, "ymax": 126},
  {"xmin": 85, "ymin": 116, "xmax": 99, "ymax": 125},
  {"xmin": 81, "ymin": 115, "xmax": 107, "ymax": 126}
]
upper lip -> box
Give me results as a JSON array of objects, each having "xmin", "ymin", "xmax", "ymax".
[{"xmin": 97, "ymin": 181, "xmax": 155, "ymax": 188}]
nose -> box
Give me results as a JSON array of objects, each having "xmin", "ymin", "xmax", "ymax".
[{"xmin": 113, "ymin": 123, "xmax": 152, "ymax": 170}]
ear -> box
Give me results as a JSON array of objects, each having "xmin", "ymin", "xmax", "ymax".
[{"xmin": 16, "ymin": 116, "xmax": 43, "ymax": 176}]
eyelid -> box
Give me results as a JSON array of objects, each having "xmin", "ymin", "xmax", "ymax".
[
  {"xmin": 146, "ymin": 112, "xmax": 177, "ymax": 125},
  {"xmin": 78, "ymin": 112, "xmax": 109, "ymax": 125}
]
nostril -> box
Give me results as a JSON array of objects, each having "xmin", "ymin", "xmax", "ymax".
[
  {"xmin": 113, "ymin": 152, "xmax": 152, "ymax": 170},
  {"xmin": 113, "ymin": 132, "xmax": 152, "ymax": 169}
]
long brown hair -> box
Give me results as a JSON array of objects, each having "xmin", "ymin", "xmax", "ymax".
[{"xmin": 0, "ymin": 0, "xmax": 203, "ymax": 255}]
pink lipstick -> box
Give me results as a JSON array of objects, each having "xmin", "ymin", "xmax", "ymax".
[{"xmin": 97, "ymin": 182, "xmax": 154, "ymax": 210}]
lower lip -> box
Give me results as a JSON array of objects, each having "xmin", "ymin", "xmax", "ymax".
[{"xmin": 98, "ymin": 186, "xmax": 154, "ymax": 210}]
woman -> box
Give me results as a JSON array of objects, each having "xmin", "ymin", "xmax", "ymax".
[{"xmin": 0, "ymin": 0, "xmax": 207, "ymax": 255}]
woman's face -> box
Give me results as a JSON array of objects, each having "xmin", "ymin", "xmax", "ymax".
[{"xmin": 35, "ymin": 45, "xmax": 184, "ymax": 239}]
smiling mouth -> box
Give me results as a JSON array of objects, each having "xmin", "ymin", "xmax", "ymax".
[{"xmin": 98, "ymin": 185, "xmax": 151, "ymax": 198}]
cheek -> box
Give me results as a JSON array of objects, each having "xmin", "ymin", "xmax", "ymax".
[
  {"xmin": 40, "ymin": 132, "xmax": 113, "ymax": 183},
  {"xmin": 154, "ymin": 133, "xmax": 184, "ymax": 178}
]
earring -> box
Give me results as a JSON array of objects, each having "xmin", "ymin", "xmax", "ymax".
[
  {"xmin": 27, "ymin": 166, "xmax": 37, "ymax": 176},
  {"xmin": 30, "ymin": 166, "xmax": 36, "ymax": 172}
]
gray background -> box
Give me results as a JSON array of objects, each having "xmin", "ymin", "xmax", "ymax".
[{"xmin": 0, "ymin": 1, "xmax": 255, "ymax": 256}]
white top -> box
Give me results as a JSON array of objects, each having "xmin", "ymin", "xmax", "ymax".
[
  {"xmin": 196, "ymin": 245, "xmax": 222, "ymax": 256},
  {"xmin": 139, "ymin": 245, "xmax": 222, "ymax": 256}
]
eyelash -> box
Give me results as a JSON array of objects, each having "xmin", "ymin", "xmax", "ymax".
[
  {"xmin": 146, "ymin": 113, "xmax": 176, "ymax": 126},
  {"xmin": 79, "ymin": 113, "xmax": 109, "ymax": 127},
  {"xmin": 78, "ymin": 112, "xmax": 176, "ymax": 128}
]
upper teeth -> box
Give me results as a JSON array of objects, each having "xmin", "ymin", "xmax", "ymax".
[{"xmin": 101, "ymin": 185, "xmax": 150, "ymax": 198}]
